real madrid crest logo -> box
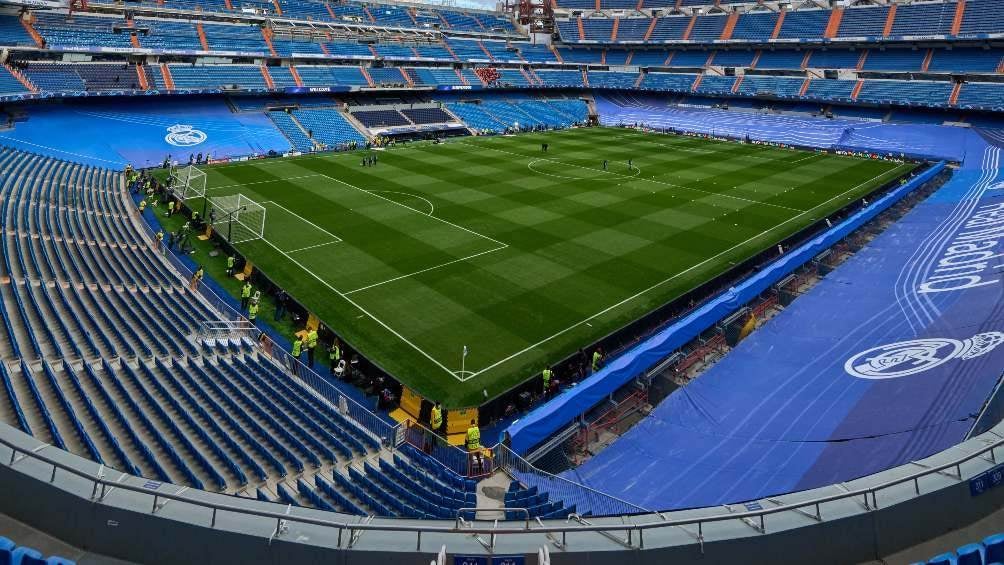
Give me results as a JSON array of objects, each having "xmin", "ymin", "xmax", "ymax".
[
  {"xmin": 845, "ymin": 332, "xmax": 1004, "ymax": 380},
  {"xmin": 165, "ymin": 124, "xmax": 208, "ymax": 147}
]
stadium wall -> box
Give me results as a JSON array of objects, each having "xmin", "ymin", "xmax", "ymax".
[{"xmin": 2, "ymin": 416, "xmax": 1003, "ymax": 564}]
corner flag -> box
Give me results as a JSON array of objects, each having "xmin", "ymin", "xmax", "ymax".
[{"xmin": 463, "ymin": 345, "xmax": 469, "ymax": 358}]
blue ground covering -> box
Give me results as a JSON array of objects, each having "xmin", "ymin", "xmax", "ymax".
[
  {"xmin": 0, "ymin": 98, "xmax": 290, "ymax": 168},
  {"xmin": 561, "ymin": 144, "xmax": 1004, "ymax": 511}
]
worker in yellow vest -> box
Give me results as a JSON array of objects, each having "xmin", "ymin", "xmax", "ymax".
[
  {"xmin": 248, "ymin": 301, "xmax": 259, "ymax": 326},
  {"xmin": 240, "ymin": 281, "xmax": 252, "ymax": 311},
  {"xmin": 592, "ymin": 347, "xmax": 604, "ymax": 373},
  {"xmin": 541, "ymin": 367, "xmax": 552, "ymax": 395},
  {"xmin": 466, "ymin": 419, "xmax": 483, "ymax": 472},
  {"xmin": 306, "ymin": 327, "xmax": 319, "ymax": 367},
  {"xmin": 226, "ymin": 255, "xmax": 235, "ymax": 277},
  {"xmin": 328, "ymin": 339, "xmax": 341, "ymax": 376},
  {"xmin": 430, "ymin": 402, "xmax": 443, "ymax": 436}
]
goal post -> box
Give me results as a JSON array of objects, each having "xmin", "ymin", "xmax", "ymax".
[
  {"xmin": 207, "ymin": 194, "xmax": 266, "ymax": 244},
  {"xmin": 170, "ymin": 165, "xmax": 207, "ymax": 201}
]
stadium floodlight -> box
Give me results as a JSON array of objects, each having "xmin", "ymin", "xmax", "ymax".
[
  {"xmin": 170, "ymin": 165, "xmax": 207, "ymax": 201},
  {"xmin": 207, "ymin": 194, "xmax": 266, "ymax": 244}
]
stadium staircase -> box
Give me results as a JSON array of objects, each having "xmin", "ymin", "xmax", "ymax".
[
  {"xmin": 0, "ymin": 146, "xmax": 522, "ymax": 519},
  {"xmin": 2, "ymin": 64, "xmax": 36, "ymax": 93},
  {"xmin": 19, "ymin": 15, "xmax": 45, "ymax": 49}
]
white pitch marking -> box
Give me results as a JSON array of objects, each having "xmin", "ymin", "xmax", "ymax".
[
  {"xmin": 343, "ymin": 245, "xmax": 508, "ymax": 295},
  {"xmin": 316, "ymin": 173, "xmax": 507, "ymax": 248},
  {"xmin": 256, "ymin": 235, "xmax": 464, "ymax": 380},
  {"xmin": 369, "ymin": 190, "xmax": 435, "ymax": 216},
  {"xmin": 205, "ymin": 174, "xmax": 323, "ymax": 192},
  {"xmin": 790, "ymin": 153, "xmax": 822, "ymax": 165},
  {"xmin": 460, "ymin": 141, "xmax": 806, "ymax": 214},
  {"xmin": 285, "ymin": 241, "xmax": 338, "ymax": 254},
  {"xmin": 259, "ymin": 200, "xmax": 342, "ymax": 243},
  {"xmin": 464, "ymin": 164, "xmax": 910, "ymax": 378}
]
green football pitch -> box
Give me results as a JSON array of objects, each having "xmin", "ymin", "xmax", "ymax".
[{"xmin": 192, "ymin": 127, "xmax": 914, "ymax": 407}]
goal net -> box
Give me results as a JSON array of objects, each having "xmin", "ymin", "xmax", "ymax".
[
  {"xmin": 170, "ymin": 165, "xmax": 207, "ymax": 201},
  {"xmin": 207, "ymin": 194, "xmax": 266, "ymax": 244}
]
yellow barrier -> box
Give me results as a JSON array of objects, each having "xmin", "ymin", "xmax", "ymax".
[{"xmin": 447, "ymin": 407, "xmax": 478, "ymax": 435}]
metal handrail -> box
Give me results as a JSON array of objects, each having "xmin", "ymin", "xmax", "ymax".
[{"xmin": 3, "ymin": 430, "xmax": 1001, "ymax": 549}]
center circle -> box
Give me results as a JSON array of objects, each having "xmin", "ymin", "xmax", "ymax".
[{"xmin": 527, "ymin": 158, "xmax": 641, "ymax": 181}]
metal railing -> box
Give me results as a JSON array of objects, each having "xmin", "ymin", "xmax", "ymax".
[
  {"xmin": 494, "ymin": 444, "xmax": 651, "ymax": 518},
  {"xmin": 3, "ymin": 430, "xmax": 1002, "ymax": 552}
]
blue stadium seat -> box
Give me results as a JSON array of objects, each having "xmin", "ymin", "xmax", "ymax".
[
  {"xmin": 957, "ymin": 544, "xmax": 986, "ymax": 565},
  {"xmin": 986, "ymin": 534, "xmax": 1004, "ymax": 564}
]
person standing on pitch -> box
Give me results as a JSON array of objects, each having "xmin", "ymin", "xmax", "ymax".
[
  {"xmin": 430, "ymin": 402, "xmax": 443, "ymax": 436},
  {"xmin": 306, "ymin": 326, "xmax": 319, "ymax": 368},
  {"xmin": 592, "ymin": 347, "xmax": 604, "ymax": 374},
  {"xmin": 328, "ymin": 338, "xmax": 341, "ymax": 376},
  {"xmin": 603, "ymin": 159, "xmax": 608, "ymax": 171},
  {"xmin": 190, "ymin": 265, "xmax": 204, "ymax": 291},
  {"xmin": 274, "ymin": 289, "xmax": 288, "ymax": 321},
  {"xmin": 226, "ymin": 255, "xmax": 235, "ymax": 277},
  {"xmin": 247, "ymin": 299, "xmax": 259, "ymax": 327},
  {"xmin": 466, "ymin": 419, "xmax": 482, "ymax": 472},
  {"xmin": 290, "ymin": 335, "xmax": 303, "ymax": 377},
  {"xmin": 541, "ymin": 366, "xmax": 553, "ymax": 396},
  {"xmin": 240, "ymin": 281, "xmax": 252, "ymax": 311}
]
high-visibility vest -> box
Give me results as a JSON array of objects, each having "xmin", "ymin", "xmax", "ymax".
[
  {"xmin": 227, "ymin": 256, "xmax": 235, "ymax": 268},
  {"xmin": 168, "ymin": 201, "xmax": 174, "ymax": 211},
  {"xmin": 542, "ymin": 368, "xmax": 552, "ymax": 388},
  {"xmin": 307, "ymin": 330, "xmax": 318, "ymax": 348},
  {"xmin": 329, "ymin": 344, "xmax": 341, "ymax": 361},
  {"xmin": 195, "ymin": 269, "xmax": 203, "ymax": 279},
  {"xmin": 292, "ymin": 339, "xmax": 302, "ymax": 357},
  {"xmin": 248, "ymin": 303, "xmax": 258, "ymax": 320},
  {"xmin": 592, "ymin": 351, "xmax": 602, "ymax": 371},
  {"xmin": 430, "ymin": 406, "xmax": 443, "ymax": 430},
  {"xmin": 156, "ymin": 231, "xmax": 163, "ymax": 241},
  {"xmin": 139, "ymin": 201, "xmax": 146, "ymax": 211},
  {"xmin": 242, "ymin": 284, "xmax": 251, "ymax": 298},
  {"xmin": 466, "ymin": 426, "xmax": 481, "ymax": 450}
]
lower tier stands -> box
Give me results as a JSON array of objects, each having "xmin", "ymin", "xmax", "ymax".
[
  {"xmin": 0, "ymin": 145, "xmax": 507, "ymax": 519},
  {"xmin": 914, "ymin": 532, "xmax": 1003, "ymax": 565},
  {"xmin": 290, "ymin": 108, "xmax": 367, "ymax": 149},
  {"xmin": 0, "ymin": 65, "xmax": 30, "ymax": 96},
  {"xmin": 17, "ymin": 62, "xmax": 141, "ymax": 92},
  {"xmin": 0, "ymin": 536, "xmax": 73, "ymax": 565},
  {"xmin": 446, "ymin": 98, "xmax": 588, "ymax": 133}
]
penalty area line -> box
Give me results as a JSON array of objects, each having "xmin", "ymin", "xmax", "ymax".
[
  {"xmin": 342, "ymin": 244, "xmax": 509, "ymax": 295},
  {"xmin": 256, "ymin": 236, "xmax": 466, "ymax": 382}
]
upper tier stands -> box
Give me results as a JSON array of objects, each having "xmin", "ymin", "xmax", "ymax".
[
  {"xmin": 556, "ymin": 1, "xmax": 1004, "ymax": 43},
  {"xmin": 0, "ymin": 144, "xmax": 534, "ymax": 519},
  {"xmin": 115, "ymin": 0, "xmax": 518, "ymax": 35}
]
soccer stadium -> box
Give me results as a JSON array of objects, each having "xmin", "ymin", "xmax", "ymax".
[{"xmin": 0, "ymin": 0, "xmax": 1002, "ymax": 562}]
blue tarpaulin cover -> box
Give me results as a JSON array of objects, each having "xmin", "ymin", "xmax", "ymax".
[{"xmin": 556, "ymin": 146, "xmax": 1004, "ymax": 510}]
